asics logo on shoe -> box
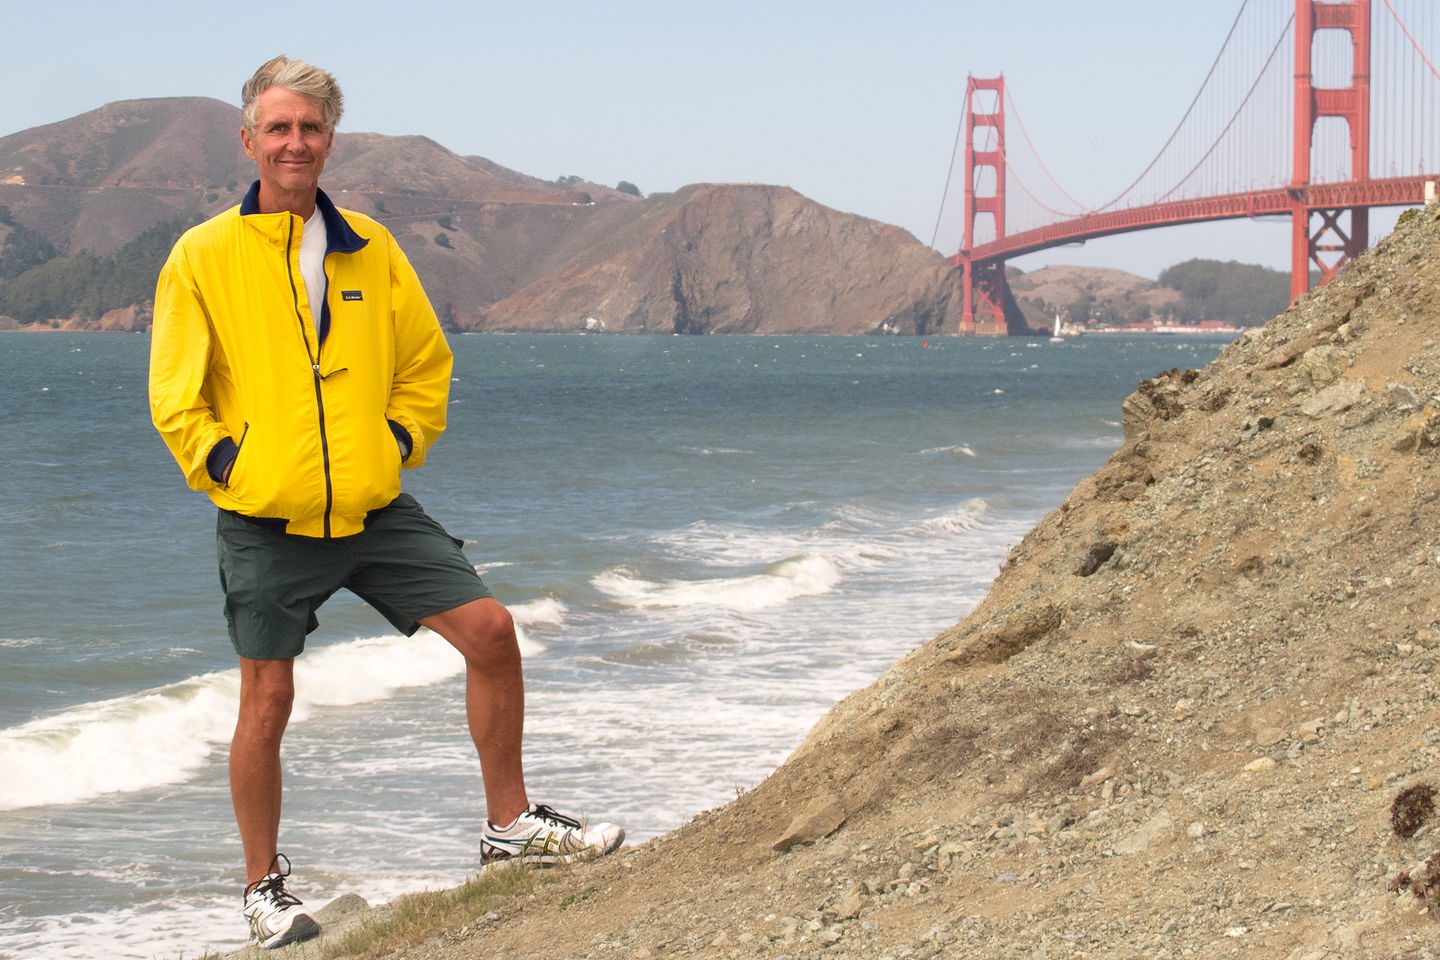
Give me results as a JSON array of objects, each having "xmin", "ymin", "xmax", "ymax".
[{"xmin": 481, "ymin": 803, "xmax": 625, "ymax": 868}]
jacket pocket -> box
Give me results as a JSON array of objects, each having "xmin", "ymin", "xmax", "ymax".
[
  {"xmin": 226, "ymin": 422, "xmax": 250, "ymax": 487},
  {"xmin": 208, "ymin": 422, "xmax": 249, "ymax": 486}
]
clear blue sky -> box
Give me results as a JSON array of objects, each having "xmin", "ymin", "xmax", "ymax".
[{"xmin": 0, "ymin": 0, "xmax": 1411, "ymax": 279}]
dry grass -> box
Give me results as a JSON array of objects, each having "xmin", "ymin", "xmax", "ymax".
[{"xmin": 318, "ymin": 862, "xmax": 543, "ymax": 959}]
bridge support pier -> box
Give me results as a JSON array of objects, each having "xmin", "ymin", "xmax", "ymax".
[
  {"xmin": 1292, "ymin": 205, "xmax": 1369, "ymax": 298},
  {"xmin": 961, "ymin": 258, "xmax": 1010, "ymax": 337}
]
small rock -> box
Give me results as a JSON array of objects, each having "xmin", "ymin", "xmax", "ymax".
[
  {"xmin": 1389, "ymin": 381, "xmax": 1422, "ymax": 409},
  {"xmin": 837, "ymin": 884, "xmax": 864, "ymax": 920},
  {"xmin": 937, "ymin": 841, "xmax": 965, "ymax": 867},
  {"xmin": 1186, "ymin": 821, "xmax": 1205, "ymax": 839},
  {"xmin": 772, "ymin": 792, "xmax": 847, "ymax": 851},
  {"xmin": 1301, "ymin": 345, "xmax": 1346, "ymax": 386},
  {"xmin": 1115, "ymin": 811, "xmax": 1174, "ymax": 855},
  {"xmin": 1261, "ymin": 344, "xmax": 1303, "ymax": 369},
  {"xmin": 1255, "ymin": 726, "xmax": 1286, "ymax": 746},
  {"xmin": 315, "ymin": 893, "xmax": 370, "ymax": 923},
  {"xmin": 1245, "ymin": 757, "xmax": 1277, "ymax": 772},
  {"xmin": 1301, "ymin": 378, "xmax": 1364, "ymax": 417}
]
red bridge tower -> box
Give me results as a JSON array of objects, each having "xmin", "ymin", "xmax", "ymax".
[
  {"xmin": 1292, "ymin": 0, "xmax": 1371, "ymax": 299},
  {"xmin": 959, "ymin": 75, "xmax": 1009, "ymax": 336}
]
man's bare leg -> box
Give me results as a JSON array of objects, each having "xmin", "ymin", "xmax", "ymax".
[
  {"xmin": 231, "ymin": 656, "xmax": 296, "ymax": 884},
  {"xmin": 419, "ymin": 597, "xmax": 529, "ymax": 826}
]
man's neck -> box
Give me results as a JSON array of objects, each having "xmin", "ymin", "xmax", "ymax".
[{"xmin": 256, "ymin": 183, "xmax": 319, "ymax": 219}]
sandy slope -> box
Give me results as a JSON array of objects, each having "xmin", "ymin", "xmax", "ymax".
[{"xmin": 227, "ymin": 207, "xmax": 1440, "ymax": 960}]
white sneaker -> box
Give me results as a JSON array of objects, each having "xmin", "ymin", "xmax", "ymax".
[
  {"xmin": 481, "ymin": 803, "xmax": 625, "ymax": 867},
  {"xmin": 242, "ymin": 854, "xmax": 320, "ymax": 949}
]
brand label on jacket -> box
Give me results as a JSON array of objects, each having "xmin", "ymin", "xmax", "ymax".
[{"xmin": 341, "ymin": 290, "xmax": 363, "ymax": 301}]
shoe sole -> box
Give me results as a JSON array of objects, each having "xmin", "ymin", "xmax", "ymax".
[
  {"xmin": 481, "ymin": 829, "xmax": 626, "ymax": 873},
  {"xmin": 256, "ymin": 914, "xmax": 321, "ymax": 950}
]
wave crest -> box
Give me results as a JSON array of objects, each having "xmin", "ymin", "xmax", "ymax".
[
  {"xmin": 0, "ymin": 631, "xmax": 492, "ymax": 811},
  {"xmin": 592, "ymin": 554, "xmax": 840, "ymax": 612}
]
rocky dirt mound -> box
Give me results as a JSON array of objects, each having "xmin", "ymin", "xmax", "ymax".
[{"xmin": 237, "ymin": 207, "xmax": 1440, "ymax": 960}]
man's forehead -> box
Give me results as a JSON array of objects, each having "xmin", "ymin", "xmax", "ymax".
[{"xmin": 254, "ymin": 87, "xmax": 326, "ymax": 123}]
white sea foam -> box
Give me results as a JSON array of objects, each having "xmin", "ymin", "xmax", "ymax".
[
  {"xmin": 507, "ymin": 596, "xmax": 566, "ymax": 655},
  {"xmin": 592, "ymin": 553, "xmax": 840, "ymax": 612},
  {"xmin": 510, "ymin": 596, "xmax": 567, "ymax": 628},
  {"xmin": 0, "ymin": 636, "xmax": 48, "ymax": 648},
  {"xmin": 919, "ymin": 444, "xmax": 977, "ymax": 457},
  {"xmin": 0, "ymin": 670, "xmax": 240, "ymax": 811},
  {"xmin": 916, "ymin": 499, "xmax": 989, "ymax": 535},
  {"xmin": 0, "ymin": 630, "xmax": 525, "ymax": 811},
  {"xmin": 291, "ymin": 633, "xmax": 462, "ymax": 709}
]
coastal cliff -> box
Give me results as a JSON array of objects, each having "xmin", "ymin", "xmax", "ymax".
[{"xmin": 247, "ymin": 208, "xmax": 1440, "ymax": 958}]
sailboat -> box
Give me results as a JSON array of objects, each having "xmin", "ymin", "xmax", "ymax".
[{"xmin": 1050, "ymin": 314, "xmax": 1065, "ymax": 343}]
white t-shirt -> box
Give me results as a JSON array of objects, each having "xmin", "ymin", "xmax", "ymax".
[{"xmin": 298, "ymin": 209, "xmax": 327, "ymax": 342}]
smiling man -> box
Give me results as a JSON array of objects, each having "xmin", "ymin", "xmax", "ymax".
[{"xmin": 148, "ymin": 56, "xmax": 623, "ymax": 950}]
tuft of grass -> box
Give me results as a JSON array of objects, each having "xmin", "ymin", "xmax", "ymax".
[
  {"xmin": 557, "ymin": 884, "xmax": 598, "ymax": 912},
  {"xmin": 319, "ymin": 862, "xmax": 544, "ymax": 959}
]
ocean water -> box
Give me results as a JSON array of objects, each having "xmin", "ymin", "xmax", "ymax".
[{"xmin": 0, "ymin": 331, "xmax": 1226, "ymax": 958}]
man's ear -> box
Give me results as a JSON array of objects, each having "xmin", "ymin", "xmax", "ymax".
[{"xmin": 240, "ymin": 127, "xmax": 256, "ymax": 162}]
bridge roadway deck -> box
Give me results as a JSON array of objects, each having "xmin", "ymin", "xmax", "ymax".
[{"xmin": 960, "ymin": 176, "xmax": 1434, "ymax": 265}]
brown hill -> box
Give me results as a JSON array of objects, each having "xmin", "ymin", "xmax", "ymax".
[
  {"xmin": 0, "ymin": 98, "xmax": 965, "ymax": 335},
  {"xmin": 472, "ymin": 183, "xmax": 964, "ymax": 335},
  {"xmin": 1010, "ymin": 263, "xmax": 1181, "ymax": 326},
  {"xmin": 217, "ymin": 208, "xmax": 1440, "ymax": 958}
]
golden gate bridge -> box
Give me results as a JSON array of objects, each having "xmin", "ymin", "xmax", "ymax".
[{"xmin": 934, "ymin": 0, "xmax": 1440, "ymax": 334}]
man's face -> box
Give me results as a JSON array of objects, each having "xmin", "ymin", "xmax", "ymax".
[{"xmin": 241, "ymin": 86, "xmax": 333, "ymax": 207}]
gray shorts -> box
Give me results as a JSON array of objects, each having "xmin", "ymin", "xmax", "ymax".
[{"xmin": 215, "ymin": 493, "xmax": 492, "ymax": 660}]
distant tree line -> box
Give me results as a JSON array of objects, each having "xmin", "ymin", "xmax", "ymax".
[
  {"xmin": 551, "ymin": 175, "xmax": 644, "ymax": 197},
  {"xmin": 1016, "ymin": 257, "xmax": 1298, "ymax": 331},
  {"xmin": 0, "ymin": 210, "xmax": 199, "ymax": 325},
  {"xmin": 1157, "ymin": 258, "xmax": 1294, "ymax": 326}
]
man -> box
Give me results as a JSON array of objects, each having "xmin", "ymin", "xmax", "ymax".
[{"xmin": 149, "ymin": 55, "xmax": 622, "ymax": 950}]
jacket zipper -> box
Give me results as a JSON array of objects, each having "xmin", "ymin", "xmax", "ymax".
[{"xmin": 286, "ymin": 215, "xmax": 335, "ymax": 538}]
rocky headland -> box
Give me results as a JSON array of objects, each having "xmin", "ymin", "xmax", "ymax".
[{"xmin": 216, "ymin": 206, "xmax": 1440, "ymax": 959}]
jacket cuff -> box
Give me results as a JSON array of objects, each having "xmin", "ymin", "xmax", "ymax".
[
  {"xmin": 387, "ymin": 419, "xmax": 414, "ymax": 462},
  {"xmin": 207, "ymin": 437, "xmax": 239, "ymax": 483}
]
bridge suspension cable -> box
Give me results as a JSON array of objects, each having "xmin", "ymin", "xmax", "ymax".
[
  {"xmin": 1093, "ymin": 0, "xmax": 1259, "ymax": 213},
  {"xmin": 1383, "ymin": 0, "xmax": 1440, "ymax": 80},
  {"xmin": 1150, "ymin": 13, "xmax": 1293, "ymax": 207}
]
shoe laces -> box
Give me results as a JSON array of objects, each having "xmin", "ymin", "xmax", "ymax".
[
  {"xmin": 244, "ymin": 853, "xmax": 303, "ymax": 907},
  {"xmin": 527, "ymin": 803, "xmax": 582, "ymax": 831}
]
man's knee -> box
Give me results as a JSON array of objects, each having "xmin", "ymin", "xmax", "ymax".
[
  {"xmin": 237, "ymin": 659, "xmax": 296, "ymax": 739},
  {"xmin": 425, "ymin": 598, "xmax": 518, "ymax": 668}
]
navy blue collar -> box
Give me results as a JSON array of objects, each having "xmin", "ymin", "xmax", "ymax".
[{"xmin": 240, "ymin": 181, "xmax": 369, "ymax": 255}]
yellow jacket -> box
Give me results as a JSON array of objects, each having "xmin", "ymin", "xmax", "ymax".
[{"xmin": 149, "ymin": 185, "xmax": 452, "ymax": 538}]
